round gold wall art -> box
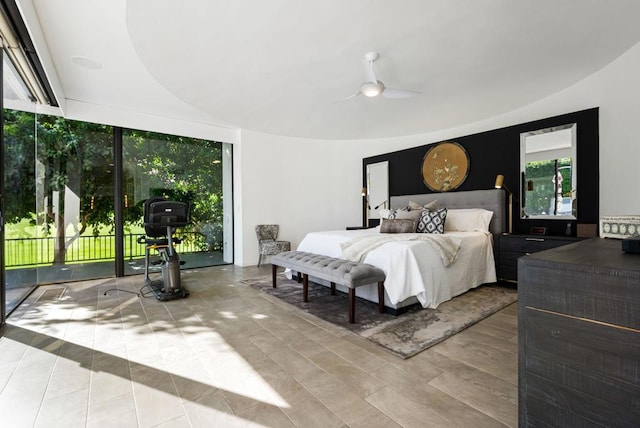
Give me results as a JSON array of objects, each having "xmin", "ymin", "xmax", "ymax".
[{"xmin": 421, "ymin": 141, "xmax": 470, "ymax": 192}]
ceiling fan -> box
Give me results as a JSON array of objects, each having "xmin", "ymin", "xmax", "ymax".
[{"xmin": 339, "ymin": 51, "xmax": 420, "ymax": 102}]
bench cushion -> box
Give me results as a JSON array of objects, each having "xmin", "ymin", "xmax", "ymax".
[{"xmin": 271, "ymin": 251, "xmax": 385, "ymax": 288}]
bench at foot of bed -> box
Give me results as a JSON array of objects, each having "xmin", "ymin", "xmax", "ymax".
[{"xmin": 270, "ymin": 250, "xmax": 386, "ymax": 323}]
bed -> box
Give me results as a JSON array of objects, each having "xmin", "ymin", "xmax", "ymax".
[{"xmin": 292, "ymin": 189, "xmax": 507, "ymax": 310}]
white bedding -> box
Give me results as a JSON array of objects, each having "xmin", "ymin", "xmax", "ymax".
[{"xmin": 293, "ymin": 228, "xmax": 497, "ymax": 309}]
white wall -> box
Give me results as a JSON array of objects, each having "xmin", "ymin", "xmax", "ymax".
[
  {"xmin": 235, "ymin": 40, "xmax": 640, "ymax": 265},
  {"xmin": 234, "ymin": 130, "xmax": 367, "ymax": 265}
]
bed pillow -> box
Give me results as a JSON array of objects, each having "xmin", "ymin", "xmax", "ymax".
[
  {"xmin": 408, "ymin": 200, "xmax": 439, "ymax": 211},
  {"xmin": 444, "ymin": 208, "xmax": 494, "ymax": 232},
  {"xmin": 388, "ymin": 207, "xmax": 422, "ymax": 226},
  {"xmin": 378, "ymin": 207, "xmax": 410, "ymax": 219},
  {"xmin": 416, "ymin": 208, "xmax": 447, "ymax": 234},
  {"xmin": 380, "ymin": 218, "xmax": 415, "ymax": 233},
  {"xmin": 378, "ymin": 208, "xmax": 391, "ymax": 219}
]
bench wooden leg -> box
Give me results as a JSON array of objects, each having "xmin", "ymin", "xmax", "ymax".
[
  {"xmin": 330, "ymin": 282, "xmax": 336, "ymax": 295},
  {"xmin": 272, "ymin": 264, "xmax": 278, "ymax": 288},
  {"xmin": 303, "ymin": 274, "xmax": 309, "ymax": 302},
  {"xmin": 296, "ymin": 272, "xmax": 302, "ymax": 283},
  {"xmin": 349, "ymin": 288, "xmax": 356, "ymax": 323},
  {"xmin": 377, "ymin": 281, "xmax": 385, "ymax": 314}
]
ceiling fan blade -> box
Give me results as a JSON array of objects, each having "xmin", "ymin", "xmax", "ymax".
[
  {"xmin": 339, "ymin": 52, "xmax": 416, "ymax": 102},
  {"xmin": 382, "ymin": 88, "xmax": 420, "ymax": 99},
  {"xmin": 333, "ymin": 91, "xmax": 361, "ymax": 104}
]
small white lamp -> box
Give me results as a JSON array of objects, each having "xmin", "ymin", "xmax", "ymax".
[{"xmin": 360, "ymin": 81, "xmax": 385, "ymax": 97}]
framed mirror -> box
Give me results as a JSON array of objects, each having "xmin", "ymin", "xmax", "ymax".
[
  {"xmin": 520, "ymin": 123, "xmax": 577, "ymax": 219},
  {"xmin": 366, "ymin": 161, "xmax": 389, "ymax": 224}
]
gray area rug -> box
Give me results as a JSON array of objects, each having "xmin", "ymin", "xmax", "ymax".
[{"xmin": 242, "ymin": 274, "xmax": 517, "ymax": 359}]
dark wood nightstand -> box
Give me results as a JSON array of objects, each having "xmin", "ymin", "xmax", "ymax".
[{"xmin": 497, "ymin": 234, "xmax": 582, "ymax": 283}]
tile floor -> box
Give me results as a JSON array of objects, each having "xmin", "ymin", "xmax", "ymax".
[{"xmin": 0, "ymin": 264, "xmax": 518, "ymax": 427}]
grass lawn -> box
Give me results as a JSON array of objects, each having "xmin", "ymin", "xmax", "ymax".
[{"xmin": 4, "ymin": 219, "xmax": 147, "ymax": 268}]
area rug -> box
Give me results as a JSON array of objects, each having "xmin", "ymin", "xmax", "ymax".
[{"xmin": 242, "ymin": 275, "xmax": 517, "ymax": 359}]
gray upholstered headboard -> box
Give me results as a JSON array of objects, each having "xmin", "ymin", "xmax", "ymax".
[{"xmin": 390, "ymin": 189, "xmax": 507, "ymax": 235}]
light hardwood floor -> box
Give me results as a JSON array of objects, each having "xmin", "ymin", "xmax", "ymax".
[{"xmin": 0, "ymin": 264, "xmax": 517, "ymax": 427}]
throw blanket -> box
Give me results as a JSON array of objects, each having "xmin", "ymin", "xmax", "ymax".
[{"xmin": 340, "ymin": 233, "xmax": 462, "ymax": 266}]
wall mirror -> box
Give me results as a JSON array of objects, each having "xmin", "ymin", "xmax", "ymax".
[
  {"xmin": 520, "ymin": 123, "xmax": 577, "ymax": 219},
  {"xmin": 366, "ymin": 161, "xmax": 389, "ymax": 223}
]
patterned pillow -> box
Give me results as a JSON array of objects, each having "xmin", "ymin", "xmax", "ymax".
[
  {"xmin": 380, "ymin": 218, "xmax": 415, "ymax": 233},
  {"xmin": 417, "ymin": 208, "xmax": 448, "ymax": 234},
  {"xmin": 388, "ymin": 207, "xmax": 421, "ymax": 229},
  {"xmin": 386, "ymin": 207, "xmax": 407, "ymax": 218}
]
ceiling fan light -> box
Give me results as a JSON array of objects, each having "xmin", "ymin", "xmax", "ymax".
[{"xmin": 361, "ymin": 81, "xmax": 384, "ymax": 97}]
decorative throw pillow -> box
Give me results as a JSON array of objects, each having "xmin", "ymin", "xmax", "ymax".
[
  {"xmin": 378, "ymin": 208, "xmax": 392, "ymax": 219},
  {"xmin": 408, "ymin": 200, "xmax": 439, "ymax": 211},
  {"xmin": 416, "ymin": 208, "xmax": 448, "ymax": 234},
  {"xmin": 386, "ymin": 207, "xmax": 408, "ymax": 218},
  {"xmin": 388, "ymin": 208, "xmax": 422, "ymax": 229},
  {"xmin": 380, "ymin": 218, "xmax": 415, "ymax": 234}
]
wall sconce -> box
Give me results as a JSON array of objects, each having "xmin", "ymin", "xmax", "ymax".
[
  {"xmin": 494, "ymin": 174, "xmax": 513, "ymax": 234},
  {"xmin": 373, "ymin": 200, "xmax": 388, "ymax": 210}
]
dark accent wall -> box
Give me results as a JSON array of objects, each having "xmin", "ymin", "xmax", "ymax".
[{"xmin": 363, "ymin": 108, "xmax": 599, "ymax": 236}]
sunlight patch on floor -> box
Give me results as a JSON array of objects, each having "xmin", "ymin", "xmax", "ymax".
[
  {"xmin": 251, "ymin": 314, "xmax": 268, "ymax": 320},
  {"xmin": 219, "ymin": 311, "xmax": 238, "ymax": 319}
]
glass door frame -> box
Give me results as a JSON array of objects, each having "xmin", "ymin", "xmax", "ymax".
[
  {"xmin": 114, "ymin": 127, "xmax": 124, "ymax": 277},
  {"xmin": 0, "ymin": 47, "xmax": 6, "ymax": 326}
]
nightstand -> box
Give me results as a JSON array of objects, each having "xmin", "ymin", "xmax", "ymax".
[{"xmin": 497, "ymin": 234, "xmax": 582, "ymax": 283}]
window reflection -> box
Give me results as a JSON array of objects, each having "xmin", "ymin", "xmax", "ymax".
[{"xmin": 521, "ymin": 123, "xmax": 577, "ymax": 219}]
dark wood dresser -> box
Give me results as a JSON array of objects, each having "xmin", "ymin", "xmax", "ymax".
[
  {"xmin": 518, "ymin": 238, "xmax": 640, "ymax": 427},
  {"xmin": 497, "ymin": 234, "xmax": 581, "ymax": 283}
]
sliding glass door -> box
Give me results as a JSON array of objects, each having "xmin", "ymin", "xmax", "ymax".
[
  {"xmin": 122, "ymin": 130, "xmax": 233, "ymax": 275},
  {"xmin": 3, "ymin": 48, "xmax": 38, "ymax": 316},
  {"xmin": 34, "ymin": 115, "xmax": 114, "ymax": 283},
  {"xmin": 3, "ymin": 110, "xmax": 115, "ymax": 313}
]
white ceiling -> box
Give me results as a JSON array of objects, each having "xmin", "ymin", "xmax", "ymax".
[{"xmin": 23, "ymin": 0, "xmax": 640, "ymax": 140}]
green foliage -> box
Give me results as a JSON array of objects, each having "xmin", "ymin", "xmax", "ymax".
[
  {"xmin": 37, "ymin": 114, "xmax": 114, "ymax": 236},
  {"xmin": 3, "ymin": 109, "xmax": 36, "ymax": 224},
  {"xmin": 3, "ymin": 109, "xmax": 227, "ymax": 263},
  {"xmin": 122, "ymin": 130, "xmax": 224, "ymax": 239},
  {"xmin": 524, "ymin": 158, "xmax": 572, "ymax": 215}
]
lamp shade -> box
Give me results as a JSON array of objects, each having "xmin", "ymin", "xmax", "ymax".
[{"xmin": 493, "ymin": 174, "xmax": 512, "ymax": 234}]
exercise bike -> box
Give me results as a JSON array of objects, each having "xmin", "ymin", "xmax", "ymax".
[{"xmin": 138, "ymin": 197, "xmax": 190, "ymax": 301}]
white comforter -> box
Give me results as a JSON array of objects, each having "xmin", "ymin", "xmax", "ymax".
[{"xmin": 294, "ymin": 228, "xmax": 497, "ymax": 309}]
